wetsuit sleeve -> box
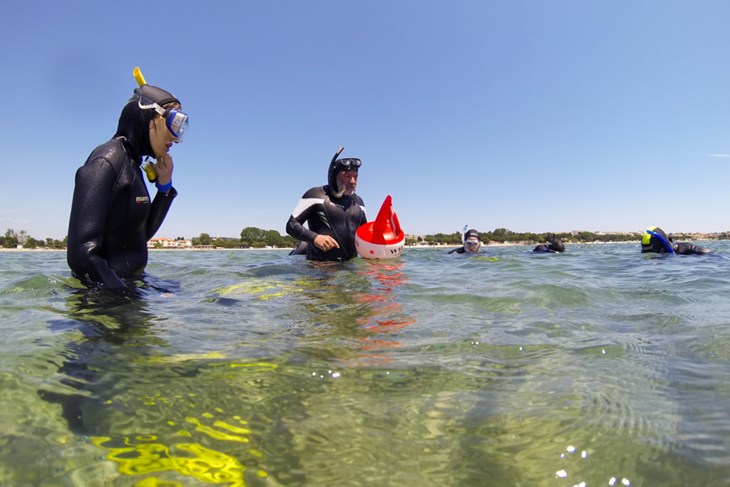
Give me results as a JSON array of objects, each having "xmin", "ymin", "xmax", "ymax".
[
  {"xmin": 286, "ymin": 214, "xmax": 318, "ymax": 243},
  {"xmin": 67, "ymin": 158, "xmax": 126, "ymax": 290},
  {"xmin": 674, "ymin": 242, "xmax": 711, "ymax": 255},
  {"xmin": 286, "ymin": 193, "xmax": 320, "ymax": 243},
  {"xmin": 146, "ymin": 187, "xmax": 177, "ymax": 240}
]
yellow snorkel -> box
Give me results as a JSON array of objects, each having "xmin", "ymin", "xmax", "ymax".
[
  {"xmin": 134, "ymin": 66, "xmax": 159, "ymax": 183},
  {"xmin": 133, "ymin": 66, "xmax": 147, "ymax": 87},
  {"xmin": 142, "ymin": 159, "xmax": 158, "ymax": 183}
]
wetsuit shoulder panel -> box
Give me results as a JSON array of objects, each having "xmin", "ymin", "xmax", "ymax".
[{"xmin": 286, "ymin": 186, "xmax": 326, "ymax": 244}]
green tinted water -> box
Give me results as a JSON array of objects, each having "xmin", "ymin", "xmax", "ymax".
[{"xmin": 1, "ymin": 245, "xmax": 729, "ymax": 485}]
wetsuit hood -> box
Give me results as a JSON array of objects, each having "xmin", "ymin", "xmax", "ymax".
[
  {"xmin": 327, "ymin": 159, "xmax": 345, "ymax": 197},
  {"xmin": 327, "ymin": 150, "xmax": 360, "ymax": 198},
  {"xmin": 464, "ymin": 229, "xmax": 480, "ymax": 241},
  {"xmin": 113, "ymin": 84, "xmax": 180, "ymax": 162},
  {"xmin": 548, "ymin": 239, "xmax": 565, "ymax": 252}
]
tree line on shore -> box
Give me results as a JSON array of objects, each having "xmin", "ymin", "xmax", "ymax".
[
  {"xmin": 190, "ymin": 227, "xmax": 299, "ymax": 249},
  {"xmin": 5, "ymin": 227, "xmax": 730, "ymax": 250},
  {"xmin": 0, "ymin": 229, "xmax": 66, "ymax": 249}
]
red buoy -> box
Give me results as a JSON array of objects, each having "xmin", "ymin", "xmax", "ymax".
[{"xmin": 355, "ymin": 195, "xmax": 405, "ymax": 259}]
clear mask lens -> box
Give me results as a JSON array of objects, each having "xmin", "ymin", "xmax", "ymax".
[
  {"xmin": 465, "ymin": 240, "xmax": 480, "ymax": 248},
  {"xmin": 166, "ymin": 110, "xmax": 189, "ymax": 140}
]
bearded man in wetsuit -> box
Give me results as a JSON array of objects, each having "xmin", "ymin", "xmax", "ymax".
[
  {"xmin": 286, "ymin": 147, "xmax": 367, "ymax": 261},
  {"xmin": 67, "ymin": 78, "xmax": 188, "ymax": 290}
]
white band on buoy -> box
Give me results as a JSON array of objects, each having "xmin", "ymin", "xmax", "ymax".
[
  {"xmin": 355, "ymin": 232, "xmax": 404, "ymax": 259},
  {"xmin": 355, "ymin": 194, "xmax": 405, "ymax": 260}
]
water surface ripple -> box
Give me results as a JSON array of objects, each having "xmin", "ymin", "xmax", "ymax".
[{"xmin": 1, "ymin": 244, "xmax": 730, "ymax": 486}]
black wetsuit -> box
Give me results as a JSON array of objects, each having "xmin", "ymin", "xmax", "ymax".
[
  {"xmin": 286, "ymin": 185, "xmax": 367, "ymax": 261},
  {"xmin": 533, "ymin": 243, "xmax": 563, "ymax": 253},
  {"xmin": 673, "ymin": 242, "xmax": 711, "ymax": 255},
  {"xmin": 67, "ymin": 96, "xmax": 177, "ymax": 290}
]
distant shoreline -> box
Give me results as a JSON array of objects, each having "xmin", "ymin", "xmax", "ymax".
[
  {"xmin": 0, "ymin": 241, "xmax": 650, "ymax": 252},
  {"xmin": 5, "ymin": 239, "xmax": 727, "ymax": 253}
]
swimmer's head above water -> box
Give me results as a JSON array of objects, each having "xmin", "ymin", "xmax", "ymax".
[
  {"xmin": 641, "ymin": 226, "xmax": 674, "ymax": 254},
  {"xmin": 463, "ymin": 229, "xmax": 481, "ymax": 254},
  {"xmin": 115, "ymin": 68, "xmax": 187, "ymax": 160},
  {"xmin": 547, "ymin": 238, "xmax": 565, "ymax": 252},
  {"xmin": 327, "ymin": 147, "xmax": 361, "ymax": 198}
]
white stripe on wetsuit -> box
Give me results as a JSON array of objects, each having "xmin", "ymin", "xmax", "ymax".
[{"xmin": 291, "ymin": 197, "xmax": 324, "ymax": 219}]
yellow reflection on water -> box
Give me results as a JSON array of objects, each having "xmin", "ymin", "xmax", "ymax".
[
  {"xmin": 91, "ymin": 435, "xmax": 250, "ymax": 485},
  {"xmin": 215, "ymin": 278, "xmax": 315, "ymax": 301},
  {"xmin": 91, "ymin": 411, "xmax": 268, "ymax": 485},
  {"xmin": 185, "ymin": 416, "xmax": 252, "ymax": 443}
]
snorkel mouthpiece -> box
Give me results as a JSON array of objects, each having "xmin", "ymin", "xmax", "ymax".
[{"xmin": 142, "ymin": 159, "xmax": 157, "ymax": 183}]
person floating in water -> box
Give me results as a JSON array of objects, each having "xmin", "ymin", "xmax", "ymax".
[
  {"xmin": 533, "ymin": 237, "xmax": 565, "ymax": 253},
  {"xmin": 448, "ymin": 228, "xmax": 482, "ymax": 254},
  {"xmin": 286, "ymin": 147, "xmax": 367, "ymax": 261},
  {"xmin": 641, "ymin": 226, "xmax": 711, "ymax": 255},
  {"xmin": 67, "ymin": 68, "xmax": 188, "ymax": 291}
]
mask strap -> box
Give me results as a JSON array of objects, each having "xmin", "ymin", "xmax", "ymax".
[
  {"xmin": 137, "ymin": 96, "xmax": 167, "ymax": 116},
  {"xmin": 137, "ymin": 94, "xmax": 188, "ymax": 139}
]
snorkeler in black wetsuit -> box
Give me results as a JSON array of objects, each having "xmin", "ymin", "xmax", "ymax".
[
  {"xmin": 448, "ymin": 229, "xmax": 482, "ymax": 254},
  {"xmin": 67, "ymin": 81, "xmax": 188, "ymax": 290},
  {"xmin": 286, "ymin": 147, "xmax": 367, "ymax": 261},
  {"xmin": 641, "ymin": 226, "xmax": 711, "ymax": 255},
  {"xmin": 533, "ymin": 238, "xmax": 565, "ymax": 253}
]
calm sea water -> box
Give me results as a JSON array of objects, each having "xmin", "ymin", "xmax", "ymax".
[{"xmin": 1, "ymin": 244, "xmax": 730, "ymax": 486}]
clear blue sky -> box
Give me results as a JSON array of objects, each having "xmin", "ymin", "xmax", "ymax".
[{"xmin": 2, "ymin": 1, "xmax": 730, "ymax": 240}]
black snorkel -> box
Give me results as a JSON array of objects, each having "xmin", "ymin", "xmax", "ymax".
[
  {"xmin": 327, "ymin": 146, "xmax": 345, "ymax": 196},
  {"xmin": 323, "ymin": 146, "xmax": 352, "ymax": 260}
]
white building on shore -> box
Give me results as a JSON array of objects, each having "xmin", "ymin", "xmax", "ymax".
[{"xmin": 147, "ymin": 237, "xmax": 193, "ymax": 249}]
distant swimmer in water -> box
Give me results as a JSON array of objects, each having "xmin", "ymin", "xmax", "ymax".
[
  {"xmin": 533, "ymin": 237, "xmax": 565, "ymax": 253},
  {"xmin": 286, "ymin": 147, "xmax": 367, "ymax": 261},
  {"xmin": 641, "ymin": 226, "xmax": 711, "ymax": 255},
  {"xmin": 67, "ymin": 68, "xmax": 188, "ymax": 291},
  {"xmin": 448, "ymin": 228, "xmax": 482, "ymax": 254}
]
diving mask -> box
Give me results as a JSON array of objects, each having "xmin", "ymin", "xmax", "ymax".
[
  {"xmin": 136, "ymin": 92, "xmax": 189, "ymax": 141},
  {"xmin": 464, "ymin": 239, "xmax": 480, "ymax": 250},
  {"xmin": 337, "ymin": 158, "xmax": 362, "ymax": 171}
]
